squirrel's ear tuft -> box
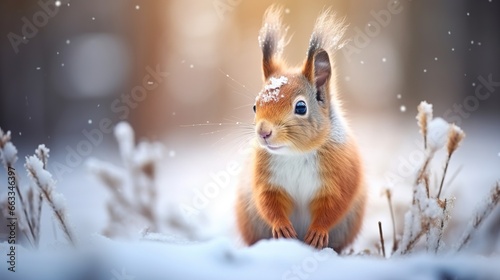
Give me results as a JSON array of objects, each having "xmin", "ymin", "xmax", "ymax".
[{"xmin": 259, "ymin": 5, "xmax": 288, "ymax": 79}]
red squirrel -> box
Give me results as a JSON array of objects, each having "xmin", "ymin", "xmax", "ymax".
[{"xmin": 236, "ymin": 6, "xmax": 366, "ymax": 251}]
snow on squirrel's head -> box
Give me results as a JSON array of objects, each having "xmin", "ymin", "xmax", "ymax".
[{"xmin": 253, "ymin": 6, "xmax": 346, "ymax": 155}]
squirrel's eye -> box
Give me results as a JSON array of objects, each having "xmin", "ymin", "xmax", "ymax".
[
  {"xmin": 253, "ymin": 105, "xmax": 256, "ymax": 113},
  {"xmin": 294, "ymin": 101, "xmax": 307, "ymax": 115}
]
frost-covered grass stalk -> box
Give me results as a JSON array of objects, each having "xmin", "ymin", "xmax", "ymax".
[
  {"xmin": 25, "ymin": 154, "xmax": 76, "ymax": 247},
  {"xmin": 417, "ymin": 101, "xmax": 432, "ymax": 150},
  {"xmin": 0, "ymin": 128, "xmax": 38, "ymax": 247},
  {"xmin": 398, "ymin": 102, "xmax": 459, "ymax": 255},
  {"xmin": 31, "ymin": 144, "xmax": 49, "ymax": 246},
  {"xmin": 456, "ymin": 182, "xmax": 500, "ymax": 251},
  {"xmin": 395, "ymin": 101, "xmax": 499, "ymax": 256},
  {"xmin": 1, "ymin": 129, "xmax": 73, "ymax": 248},
  {"xmin": 88, "ymin": 122, "xmax": 201, "ymax": 240},
  {"xmin": 437, "ymin": 124, "xmax": 465, "ymax": 199}
]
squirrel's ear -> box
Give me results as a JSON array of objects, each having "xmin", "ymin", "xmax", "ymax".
[
  {"xmin": 313, "ymin": 50, "xmax": 331, "ymax": 89},
  {"xmin": 259, "ymin": 6, "xmax": 287, "ymax": 79},
  {"xmin": 303, "ymin": 49, "xmax": 331, "ymax": 102}
]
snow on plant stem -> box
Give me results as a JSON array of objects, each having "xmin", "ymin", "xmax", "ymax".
[
  {"xmin": 456, "ymin": 182, "xmax": 500, "ymax": 251},
  {"xmin": 26, "ymin": 155, "xmax": 77, "ymax": 247},
  {"xmin": 416, "ymin": 101, "xmax": 433, "ymax": 149},
  {"xmin": 0, "ymin": 128, "xmax": 18, "ymax": 167}
]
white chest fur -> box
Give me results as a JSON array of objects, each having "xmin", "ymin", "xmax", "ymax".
[{"xmin": 268, "ymin": 152, "xmax": 322, "ymax": 237}]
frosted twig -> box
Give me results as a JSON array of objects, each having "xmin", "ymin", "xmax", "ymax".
[
  {"xmin": 88, "ymin": 122, "xmax": 170, "ymax": 237},
  {"xmin": 456, "ymin": 182, "xmax": 500, "ymax": 251},
  {"xmin": 26, "ymin": 188, "xmax": 41, "ymax": 247},
  {"xmin": 25, "ymin": 156, "xmax": 76, "ymax": 247},
  {"xmin": 32, "ymin": 144, "xmax": 50, "ymax": 247},
  {"xmin": 0, "ymin": 128, "xmax": 36, "ymax": 247},
  {"xmin": 435, "ymin": 199, "xmax": 447, "ymax": 253},
  {"xmin": 415, "ymin": 153, "xmax": 433, "ymax": 201},
  {"xmin": 400, "ymin": 228, "xmax": 426, "ymax": 255},
  {"xmin": 399, "ymin": 183, "xmax": 435, "ymax": 255}
]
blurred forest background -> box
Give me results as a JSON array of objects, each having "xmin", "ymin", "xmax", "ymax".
[
  {"xmin": 0, "ymin": 0, "xmax": 499, "ymax": 248},
  {"xmin": 1, "ymin": 0, "xmax": 499, "ymax": 144}
]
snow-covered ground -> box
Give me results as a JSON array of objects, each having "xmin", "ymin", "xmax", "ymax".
[
  {"xmin": 1, "ymin": 106, "xmax": 499, "ymax": 279},
  {"xmin": 2, "ymin": 237, "xmax": 500, "ymax": 280}
]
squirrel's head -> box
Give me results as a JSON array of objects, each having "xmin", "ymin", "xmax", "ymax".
[{"xmin": 253, "ymin": 6, "xmax": 345, "ymax": 155}]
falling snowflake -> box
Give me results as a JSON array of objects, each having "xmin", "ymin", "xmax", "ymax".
[{"xmin": 400, "ymin": 105, "xmax": 406, "ymax": 112}]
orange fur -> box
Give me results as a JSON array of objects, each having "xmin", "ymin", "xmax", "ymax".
[
  {"xmin": 305, "ymin": 140, "xmax": 365, "ymax": 250},
  {"xmin": 236, "ymin": 6, "xmax": 365, "ymax": 252}
]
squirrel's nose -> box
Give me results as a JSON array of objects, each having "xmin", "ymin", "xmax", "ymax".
[{"xmin": 259, "ymin": 128, "xmax": 272, "ymax": 139}]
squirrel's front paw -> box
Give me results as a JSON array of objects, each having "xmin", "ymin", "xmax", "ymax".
[
  {"xmin": 272, "ymin": 221, "xmax": 298, "ymax": 239},
  {"xmin": 305, "ymin": 229, "xmax": 329, "ymax": 249}
]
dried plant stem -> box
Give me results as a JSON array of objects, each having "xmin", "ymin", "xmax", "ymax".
[
  {"xmin": 27, "ymin": 168, "xmax": 76, "ymax": 247},
  {"xmin": 456, "ymin": 182, "xmax": 500, "ymax": 251},
  {"xmin": 400, "ymin": 227, "xmax": 426, "ymax": 255},
  {"xmin": 9, "ymin": 164, "xmax": 36, "ymax": 247},
  {"xmin": 416, "ymin": 156, "xmax": 431, "ymax": 185},
  {"xmin": 424, "ymin": 176, "xmax": 430, "ymax": 199},
  {"xmin": 34, "ymin": 192, "xmax": 43, "ymax": 246},
  {"xmin": 435, "ymin": 199, "xmax": 447, "ymax": 254},
  {"xmin": 437, "ymin": 155, "xmax": 452, "ymax": 199},
  {"xmin": 385, "ymin": 189, "xmax": 398, "ymax": 253},
  {"xmin": 415, "ymin": 154, "xmax": 433, "ymax": 202},
  {"xmin": 27, "ymin": 188, "xmax": 43, "ymax": 248},
  {"xmin": 378, "ymin": 221, "xmax": 386, "ymax": 258}
]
